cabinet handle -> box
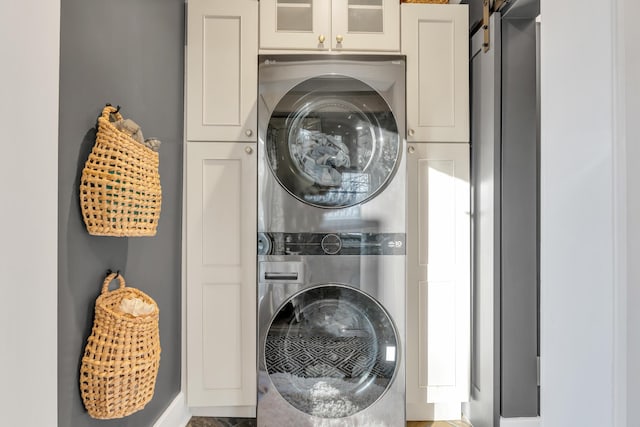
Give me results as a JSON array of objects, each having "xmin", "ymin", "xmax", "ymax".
[
  {"xmin": 245, "ymin": 129, "xmax": 253, "ymax": 137},
  {"xmin": 336, "ymin": 34, "xmax": 343, "ymax": 44},
  {"xmin": 318, "ymin": 34, "xmax": 326, "ymax": 44},
  {"xmin": 408, "ymin": 128, "xmax": 415, "ymax": 137},
  {"xmin": 408, "ymin": 145, "xmax": 415, "ymax": 154},
  {"xmin": 245, "ymin": 146, "xmax": 253, "ymax": 155}
]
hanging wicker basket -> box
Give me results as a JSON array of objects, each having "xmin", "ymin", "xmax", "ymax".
[
  {"xmin": 80, "ymin": 105, "xmax": 162, "ymax": 237},
  {"xmin": 80, "ymin": 272, "xmax": 161, "ymax": 419}
]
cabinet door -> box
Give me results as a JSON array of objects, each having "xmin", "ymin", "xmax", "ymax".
[
  {"xmin": 259, "ymin": 0, "xmax": 331, "ymax": 50},
  {"xmin": 332, "ymin": 0, "xmax": 399, "ymax": 51},
  {"xmin": 406, "ymin": 143, "xmax": 470, "ymax": 417},
  {"xmin": 403, "ymin": 4, "xmax": 469, "ymax": 142},
  {"xmin": 187, "ymin": 0, "xmax": 257, "ymax": 141},
  {"xmin": 186, "ymin": 142, "xmax": 257, "ymax": 411}
]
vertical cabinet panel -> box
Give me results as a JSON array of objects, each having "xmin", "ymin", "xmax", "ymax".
[
  {"xmin": 187, "ymin": 0, "xmax": 257, "ymax": 141},
  {"xmin": 422, "ymin": 159, "xmax": 456, "ymax": 267},
  {"xmin": 425, "ymin": 281, "xmax": 457, "ymax": 387},
  {"xmin": 203, "ymin": 283, "xmax": 242, "ymax": 390},
  {"xmin": 203, "ymin": 17, "xmax": 241, "ymax": 127},
  {"xmin": 418, "ymin": 22, "xmax": 455, "ymax": 128},
  {"xmin": 202, "ymin": 159, "xmax": 241, "ymax": 266},
  {"xmin": 403, "ymin": 4, "xmax": 469, "ymax": 142},
  {"xmin": 186, "ymin": 142, "xmax": 257, "ymax": 409},
  {"xmin": 407, "ymin": 143, "xmax": 470, "ymax": 418}
]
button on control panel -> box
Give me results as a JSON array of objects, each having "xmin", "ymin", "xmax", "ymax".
[{"xmin": 321, "ymin": 234, "xmax": 342, "ymax": 255}]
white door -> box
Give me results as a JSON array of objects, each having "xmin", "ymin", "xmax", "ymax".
[
  {"xmin": 406, "ymin": 142, "xmax": 470, "ymax": 420},
  {"xmin": 187, "ymin": 0, "xmax": 257, "ymax": 141},
  {"xmin": 402, "ymin": 4, "xmax": 469, "ymax": 142},
  {"xmin": 264, "ymin": 74, "xmax": 402, "ymax": 208},
  {"xmin": 259, "ymin": 0, "xmax": 331, "ymax": 50},
  {"xmin": 260, "ymin": 0, "xmax": 398, "ymax": 51},
  {"xmin": 186, "ymin": 142, "xmax": 257, "ymax": 412},
  {"xmin": 464, "ymin": 13, "xmax": 501, "ymax": 427},
  {"xmin": 264, "ymin": 285, "xmax": 400, "ymax": 418},
  {"xmin": 331, "ymin": 0, "xmax": 399, "ymax": 51}
]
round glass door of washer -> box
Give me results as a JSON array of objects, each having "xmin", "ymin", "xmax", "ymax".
[
  {"xmin": 266, "ymin": 75, "xmax": 401, "ymax": 208},
  {"xmin": 264, "ymin": 285, "xmax": 398, "ymax": 418}
]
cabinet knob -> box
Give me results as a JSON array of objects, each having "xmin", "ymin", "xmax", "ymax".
[
  {"xmin": 245, "ymin": 146, "xmax": 253, "ymax": 155},
  {"xmin": 245, "ymin": 129, "xmax": 253, "ymax": 137},
  {"xmin": 318, "ymin": 34, "xmax": 326, "ymax": 44},
  {"xmin": 408, "ymin": 128, "xmax": 415, "ymax": 137},
  {"xmin": 336, "ymin": 34, "xmax": 344, "ymax": 44},
  {"xmin": 408, "ymin": 145, "xmax": 415, "ymax": 154}
]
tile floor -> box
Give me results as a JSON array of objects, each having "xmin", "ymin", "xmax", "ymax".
[
  {"xmin": 408, "ymin": 421, "xmax": 472, "ymax": 427},
  {"xmin": 188, "ymin": 417, "xmax": 472, "ymax": 427},
  {"xmin": 187, "ymin": 418, "xmax": 254, "ymax": 427}
]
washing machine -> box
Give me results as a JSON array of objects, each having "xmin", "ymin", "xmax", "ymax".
[{"xmin": 257, "ymin": 56, "xmax": 406, "ymax": 426}]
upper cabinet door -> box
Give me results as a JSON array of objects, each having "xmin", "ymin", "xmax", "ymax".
[
  {"xmin": 259, "ymin": 0, "xmax": 331, "ymax": 50},
  {"xmin": 331, "ymin": 0, "xmax": 399, "ymax": 51},
  {"xmin": 402, "ymin": 4, "xmax": 469, "ymax": 142},
  {"xmin": 260, "ymin": 0, "xmax": 398, "ymax": 52},
  {"xmin": 187, "ymin": 0, "xmax": 258, "ymax": 141}
]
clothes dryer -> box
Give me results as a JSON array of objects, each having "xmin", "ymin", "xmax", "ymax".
[{"xmin": 258, "ymin": 55, "xmax": 406, "ymax": 234}]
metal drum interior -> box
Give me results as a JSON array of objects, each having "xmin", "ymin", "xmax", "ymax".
[
  {"xmin": 266, "ymin": 75, "xmax": 400, "ymax": 208},
  {"xmin": 264, "ymin": 285, "xmax": 398, "ymax": 418}
]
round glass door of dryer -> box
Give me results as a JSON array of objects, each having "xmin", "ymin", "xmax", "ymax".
[
  {"xmin": 264, "ymin": 285, "xmax": 398, "ymax": 418},
  {"xmin": 266, "ymin": 75, "xmax": 400, "ymax": 208}
]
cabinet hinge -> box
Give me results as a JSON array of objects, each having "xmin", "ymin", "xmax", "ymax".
[
  {"xmin": 483, "ymin": 0, "xmax": 490, "ymax": 52},
  {"xmin": 483, "ymin": 0, "xmax": 508, "ymax": 53},
  {"xmin": 537, "ymin": 356, "xmax": 541, "ymax": 386}
]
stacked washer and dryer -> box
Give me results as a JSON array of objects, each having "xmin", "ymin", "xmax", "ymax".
[{"xmin": 257, "ymin": 56, "xmax": 406, "ymax": 427}]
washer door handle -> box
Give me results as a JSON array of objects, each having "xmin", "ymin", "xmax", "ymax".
[{"xmin": 264, "ymin": 272, "xmax": 298, "ymax": 281}]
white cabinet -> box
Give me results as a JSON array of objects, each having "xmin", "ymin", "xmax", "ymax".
[
  {"xmin": 186, "ymin": 142, "xmax": 257, "ymax": 414},
  {"xmin": 406, "ymin": 143, "xmax": 470, "ymax": 420},
  {"xmin": 260, "ymin": 0, "xmax": 399, "ymax": 51},
  {"xmin": 402, "ymin": 4, "xmax": 469, "ymax": 142},
  {"xmin": 185, "ymin": 0, "xmax": 258, "ymax": 415},
  {"xmin": 187, "ymin": 0, "xmax": 258, "ymax": 141}
]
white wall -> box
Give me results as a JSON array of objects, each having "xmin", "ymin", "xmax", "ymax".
[
  {"xmin": 0, "ymin": 1, "xmax": 60, "ymax": 424},
  {"xmin": 539, "ymin": 0, "xmax": 616, "ymax": 426},
  {"xmin": 623, "ymin": 0, "xmax": 640, "ymax": 424}
]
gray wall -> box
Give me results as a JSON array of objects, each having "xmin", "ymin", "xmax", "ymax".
[
  {"xmin": 500, "ymin": 16, "xmax": 539, "ymax": 418},
  {"xmin": 464, "ymin": 0, "xmax": 540, "ymax": 32},
  {"xmin": 58, "ymin": 1, "xmax": 184, "ymax": 426}
]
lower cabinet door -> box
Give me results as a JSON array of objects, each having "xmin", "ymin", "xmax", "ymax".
[
  {"xmin": 186, "ymin": 142, "xmax": 257, "ymax": 412},
  {"xmin": 406, "ymin": 143, "xmax": 470, "ymax": 419}
]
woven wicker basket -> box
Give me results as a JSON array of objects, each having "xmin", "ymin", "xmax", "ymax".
[
  {"xmin": 80, "ymin": 273, "xmax": 161, "ymax": 419},
  {"xmin": 80, "ymin": 105, "xmax": 161, "ymax": 237}
]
